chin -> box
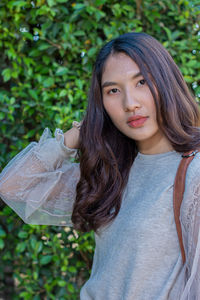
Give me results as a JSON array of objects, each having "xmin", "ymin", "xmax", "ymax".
[{"xmin": 129, "ymin": 132, "xmax": 154, "ymax": 142}]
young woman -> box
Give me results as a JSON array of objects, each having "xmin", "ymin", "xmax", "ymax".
[{"xmin": 0, "ymin": 32, "xmax": 200, "ymax": 300}]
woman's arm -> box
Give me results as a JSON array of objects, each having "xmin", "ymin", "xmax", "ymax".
[
  {"xmin": 179, "ymin": 165, "xmax": 200, "ymax": 299},
  {"xmin": 181, "ymin": 189, "xmax": 200, "ymax": 298},
  {"xmin": 0, "ymin": 127, "xmax": 80, "ymax": 227}
]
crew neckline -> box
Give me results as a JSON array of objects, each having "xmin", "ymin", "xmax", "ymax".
[{"xmin": 135, "ymin": 150, "xmax": 182, "ymax": 164}]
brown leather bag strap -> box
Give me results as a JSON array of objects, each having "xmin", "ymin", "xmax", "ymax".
[{"xmin": 173, "ymin": 150, "xmax": 199, "ymax": 264}]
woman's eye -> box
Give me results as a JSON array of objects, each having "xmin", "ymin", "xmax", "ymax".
[
  {"xmin": 108, "ymin": 88, "xmax": 119, "ymax": 95},
  {"xmin": 137, "ymin": 79, "xmax": 146, "ymax": 86}
]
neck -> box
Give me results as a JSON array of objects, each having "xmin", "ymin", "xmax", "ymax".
[{"xmin": 137, "ymin": 134, "xmax": 174, "ymax": 155}]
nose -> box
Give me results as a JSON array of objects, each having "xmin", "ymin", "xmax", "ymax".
[{"xmin": 123, "ymin": 89, "xmax": 141, "ymax": 112}]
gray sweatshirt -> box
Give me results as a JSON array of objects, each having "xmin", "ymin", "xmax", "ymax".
[{"xmin": 80, "ymin": 150, "xmax": 184, "ymax": 299}]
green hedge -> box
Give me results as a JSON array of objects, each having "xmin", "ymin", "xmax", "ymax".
[{"xmin": 0, "ymin": 0, "xmax": 199, "ymax": 298}]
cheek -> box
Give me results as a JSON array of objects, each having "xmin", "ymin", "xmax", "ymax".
[
  {"xmin": 103, "ymin": 101, "xmax": 121, "ymax": 125},
  {"xmin": 103, "ymin": 99, "xmax": 114, "ymax": 116},
  {"xmin": 150, "ymin": 105, "xmax": 159, "ymax": 128},
  {"xmin": 146, "ymin": 95, "xmax": 157, "ymax": 116}
]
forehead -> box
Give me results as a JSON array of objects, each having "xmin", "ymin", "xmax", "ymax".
[{"xmin": 102, "ymin": 53, "xmax": 140, "ymax": 80}]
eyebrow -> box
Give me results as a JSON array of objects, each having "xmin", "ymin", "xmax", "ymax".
[{"xmin": 101, "ymin": 71, "xmax": 143, "ymax": 89}]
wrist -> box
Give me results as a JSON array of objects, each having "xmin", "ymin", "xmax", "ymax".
[{"xmin": 64, "ymin": 127, "xmax": 80, "ymax": 149}]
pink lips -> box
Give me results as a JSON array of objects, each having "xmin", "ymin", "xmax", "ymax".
[{"xmin": 127, "ymin": 116, "xmax": 148, "ymax": 128}]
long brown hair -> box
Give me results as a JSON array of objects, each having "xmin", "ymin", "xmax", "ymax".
[{"xmin": 71, "ymin": 32, "xmax": 200, "ymax": 233}]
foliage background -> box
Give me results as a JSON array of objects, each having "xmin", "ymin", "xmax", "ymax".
[{"xmin": 0, "ymin": 0, "xmax": 199, "ymax": 299}]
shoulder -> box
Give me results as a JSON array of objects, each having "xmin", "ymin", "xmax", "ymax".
[{"xmin": 185, "ymin": 152, "xmax": 200, "ymax": 187}]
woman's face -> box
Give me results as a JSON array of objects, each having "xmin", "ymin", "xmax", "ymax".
[{"xmin": 101, "ymin": 52, "xmax": 173, "ymax": 154}]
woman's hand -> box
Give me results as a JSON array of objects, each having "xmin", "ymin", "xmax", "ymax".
[{"xmin": 64, "ymin": 126, "xmax": 80, "ymax": 149}]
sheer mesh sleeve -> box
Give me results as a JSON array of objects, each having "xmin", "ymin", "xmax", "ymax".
[
  {"xmin": 0, "ymin": 128, "xmax": 80, "ymax": 227},
  {"xmin": 179, "ymin": 169, "xmax": 200, "ymax": 299},
  {"xmin": 168, "ymin": 157, "xmax": 200, "ymax": 300}
]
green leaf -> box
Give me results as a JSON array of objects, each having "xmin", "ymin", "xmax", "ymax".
[
  {"xmin": 47, "ymin": 0, "xmax": 56, "ymax": 7},
  {"xmin": 33, "ymin": 271, "xmax": 38, "ymax": 280},
  {"xmin": 163, "ymin": 26, "xmax": 172, "ymax": 40},
  {"xmin": 16, "ymin": 242, "xmax": 26, "ymax": 253},
  {"xmin": 73, "ymin": 3, "xmax": 86, "ymax": 10},
  {"xmin": 58, "ymin": 280, "xmax": 67, "ymax": 287},
  {"xmin": 29, "ymin": 49, "xmax": 40, "ymax": 57},
  {"xmin": 8, "ymin": 1, "xmax": 27, "ymax": 8},
  {"xmin": 29, "ymin": 89, "xmax": 38, "ymax": 100},
  {"xmin": 0, "ymin": 239, "xmax": 5, "ymax": 249},
  {"xmin": 2, "ymin": 68, "xmax": 11, "ymax": 82},
  {"xmin": 67, "ymin": 282, "xmax": 75, "ymax": 293},
  {"xmin": 40, "ymin": 255, "xmax": 52, "ymax": 265},
  {"xmin": 18, "ymin": 231, "xmax": 28, "ymax": 239},
  {"xmin": 94, "ymin": 0, "xmax": 107, "ymax": 5},
  {"xmin": 56, "ymin": 67, "xmax": 69, "ymax": 76},
  {"xmin": 38, "ymin": 43, "xmax": 50, "ymax": 51},
  {"xmin": 22, "ymin": 32, "xmax": 33, "ymax": 40},
  {"xmin": 33, "ymin": 295, "xmax": 41, "ymax": 300},
  {"xmin": 42, "ymin": 55, "xmax": 51, "ymax": 65},
  {"xmin": 0, "ymin": 228, "xmax": 6, "ymax": 238},
  {"xmin": 23, "ymin": 129, "xmax": 36, "ymax": 139},
  {"xmin": 43, "ymin": 77, "xmax": 54, "ymax": 87},
  {"xmin": 10, "ymin": 97, "xmax": 16, "ymax": 104},
  {"xmin": 88, "ymin": 47, "xmax": 97, "ymax": 57},
  {"xmin": 187, "ymin": 60, "xmax": 198, "ymax": 67},
  {"xmin": 59, "ymin": 90, "xmax": 68, "ymax": 97},
  {"xmin": 0, "ymin": 112, "xmax": 5, "ymax": 120},
  {"xmin": 30, "ymin": 237, "xmax": 37, "ymax": 249},
  {"xmin": 68, "ymin": 266, "xmax": 76, "ymax": 273},
  {"xmin": 74, "ymin": 30, "xmax": 85, "ymax": 36},
  {"xmin": 19, "ymin": 291, "xmax": 32, "ymax": 299},
  {"xmin": 35, "ymin": 241, "xmax": 43, "ymax": 253}
]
